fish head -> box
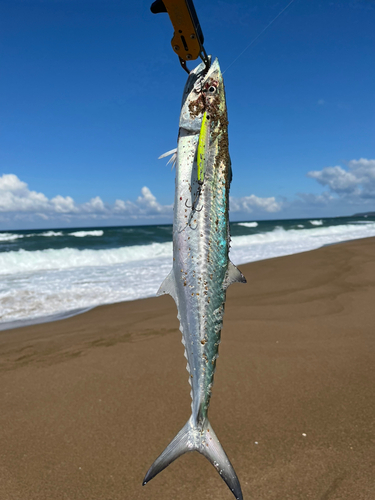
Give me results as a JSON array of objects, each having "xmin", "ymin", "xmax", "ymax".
[
  {"xmin": 199, "ymin": 58, "xmax": 225, "ymax": 118},
  {"xmin": 179, "ymin": 58, "xmax": 226, "ymax": 133}
]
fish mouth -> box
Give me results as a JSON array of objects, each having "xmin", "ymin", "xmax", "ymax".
[{"xmin": 189, "ymin": 58, "xmax": 221, "ymax": 97}]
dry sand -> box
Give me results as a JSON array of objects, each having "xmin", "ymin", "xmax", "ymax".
[{"xmin": 1, "ymin": 237, "xmax": 374, "ymax": 500}]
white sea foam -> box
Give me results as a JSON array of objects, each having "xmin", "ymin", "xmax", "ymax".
[
  {"xmin": 0, "ymin": 233, "xmax": 24, "ymax": 241},
  {"xmin": 0, "ymin": 258, "xmax": 172, "ymax": 324},
  {"xmin": 237, "ymin": 221, "xmax": 258, "ymax": 228},
  {"xmin": 0, "ymin": 241, "xmax": 172, "ymax": 276},
  {"xmin": 1, "ymin": 222, "xmax": 375, "ymax": 325},
  {"xmin": 309, "ymin": 220, "xmax": 323, "ymax": 226},
  {"xmin": 69, "ymin": 230, "xmax": 104, "ymax": 237},
  {"xmin": 230, "ymin": 222, "xmax": 375, "ymax": 265},
  {"xmin": 39, "ymin": 231, "xmax": 64, "ymax": 237},
  {"xmin": 0, "ymin": 231, "xmax": 64, "ymax": 241}
]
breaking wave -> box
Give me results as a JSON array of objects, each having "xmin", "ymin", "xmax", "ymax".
[
  {"xmin": 1, "ymin": 220, "xmax": 375, "ymax": 325},
  {"xmin": 0, "ymin": 233, "xmax": 23, "ymax": 241},
  {"xmin": 39, "ymin": 231, "xmax": 64, "ymax": 237},
  {"xmin": 68, "ymin": 230, "xmax": 104, "ymax": 237},
  {"xmin": 0, "ymin": 241, "xmax": 173, "ymax": 276},
  {"xmin": 237, "ymin": 222, "xmax": 258, "ymax": 228},
  {"xmin": 230, "ymin": 222, "xmax": 375, "ymax": 265}
]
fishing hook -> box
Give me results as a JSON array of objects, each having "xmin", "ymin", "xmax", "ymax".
[{"xmin": 185, "ymin": 182, "xmax": 204, "ymax": 212}]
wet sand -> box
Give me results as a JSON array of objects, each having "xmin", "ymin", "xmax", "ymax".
[{"xmin": 1, "ymin": 237, "xmax": 374, "ymax": 500}]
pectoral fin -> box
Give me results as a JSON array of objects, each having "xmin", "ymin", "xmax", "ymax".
[{"xmin": 158, "ymin": 148, "xmax": 177, "ymax": 169}]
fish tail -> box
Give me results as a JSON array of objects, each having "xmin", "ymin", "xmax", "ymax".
[
  {"xmin": 142, "ymin": 417, "xmax": 243, "ymax": 500},
  {"xmin": 199, "ymin": 420, "xmax": 243, "ymax": 500}
]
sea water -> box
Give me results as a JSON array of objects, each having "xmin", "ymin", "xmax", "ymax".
[{"xmin": 1, "ymin": 216, "xmax": 375, "ymax": 328}]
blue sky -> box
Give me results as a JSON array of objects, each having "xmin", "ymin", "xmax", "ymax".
[{"xmin": 1, "ymin": 0, "xmax": 374, "ymax": 229}]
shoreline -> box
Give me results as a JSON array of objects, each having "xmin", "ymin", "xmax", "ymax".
[
  {"xmin": 1, "ymin": 236, "xmax": 374, "ymax": 499},
  {"xmin": 1, "ymin": 235, "xmax": 374, "ymax": 333},
  {"xmin": 0, "ymin": 307, "xmax": 94, "ymax": 332}
]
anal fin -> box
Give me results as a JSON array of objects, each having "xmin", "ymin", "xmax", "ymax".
[
  {"xmin": 223, "ymin": 261, "xmax": 247, "ymax": 289},
  {"xmin": 157, "ymin": 270, "xmax": 178, "ymax": 305}
]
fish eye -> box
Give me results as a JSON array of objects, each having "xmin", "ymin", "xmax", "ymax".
[{"xmin": 208, "ymin": 86, "xmax": 216, "ymax": 93}]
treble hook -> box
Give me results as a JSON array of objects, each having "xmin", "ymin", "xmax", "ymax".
[{"xmin": 185, "ymin": 182, "xmax": 204, "ymax": 212}]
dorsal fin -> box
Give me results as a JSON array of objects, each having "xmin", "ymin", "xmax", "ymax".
[
  {"xmin": 223, "ymin": 261, "xmax": 246, "ymax": 289},
  {"xmin": 157, "ymin": 270, "xmax": 178, "ymax": 305}
]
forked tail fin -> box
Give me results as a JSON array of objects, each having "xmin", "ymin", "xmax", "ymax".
[{"xmin": 142, "ymin": 417, "xmax": 243, "ymax": 500}]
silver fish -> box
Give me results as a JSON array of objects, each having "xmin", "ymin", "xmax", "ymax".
[{"xmin": 143, "ymin": 58, "xmax": 246, "ymax": 500}]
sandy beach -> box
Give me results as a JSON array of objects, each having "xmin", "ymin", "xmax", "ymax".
[{"xmin": 1, "ymin": 237, "xmax": 374, "ymax": 500}]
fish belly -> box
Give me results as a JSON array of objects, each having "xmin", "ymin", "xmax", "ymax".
[{"xmin": 173, "ymin": 134, "xmax": 229, "ymax": 424}]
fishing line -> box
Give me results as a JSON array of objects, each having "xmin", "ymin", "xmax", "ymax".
[{"xmin": 223, "ymin": 0, "xmax": 296, "ymax": 74}]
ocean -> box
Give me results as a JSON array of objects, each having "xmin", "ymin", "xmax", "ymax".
[{"xmin": 1, "ymin": 215, "xmax": 375, "ymax": 329}]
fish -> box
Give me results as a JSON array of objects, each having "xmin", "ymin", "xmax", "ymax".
[{"xmin": 143, "ymin": 58, "xmax": 246, "ymax": 500}]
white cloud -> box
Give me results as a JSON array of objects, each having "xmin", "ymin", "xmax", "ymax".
[
  {"xmin": 113, "ymin": 199, "xmax": 135, "ymax": 213},
  {"xmin": 0, "ymin": 174, "xmax": 172, "ymax": 223},
  {"xmin": 296, "ymin": 191, "xmax": 334, "ymax": 206},
  {"xmin": 113, "ymin": 187, "xmax": 172, "ymax": 216},
  {"xmin": 82, "ymin": 196, "xmax": 106, "ymax": 213},
  {"xmin": 0, "ymin": 173, "xmax": 27, "ymax": 193},
  {"xmin": 51, "ymin": 195, "xmax": 77, "ymax": 213},
  {"xmin": 308, "ymin": 166, "xmax": 358, "ymax": 193},
  {"xmin": 0, "ymin": 174, "xmax": 49, "ymax": 212},
  {"xmin": 230, "ymin": 194, "xmax": 282, "ymax": 213},
  {"xmin": 0, "ymin": 173, "xmax": 285, "ymax": 227},
  {"xmin": 2, "ymin": 158, "xmax": 374, "ymax": 228},
  {"xmin": 307, "ymin": 158, "xmax": 375, "ymax": 200},
  {"xmin": 136, "ymin": 186, "xmax": 172, "ymax": 215}
]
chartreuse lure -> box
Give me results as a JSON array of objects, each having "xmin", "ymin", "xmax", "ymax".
[{"xmin": 197, "ymin": 110, "xmax": 211, "ymax": 184}]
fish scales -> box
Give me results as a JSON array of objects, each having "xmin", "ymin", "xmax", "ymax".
[{"xmin": 143, "ymin": 58, "xmax": 246, "ymax": 500}]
